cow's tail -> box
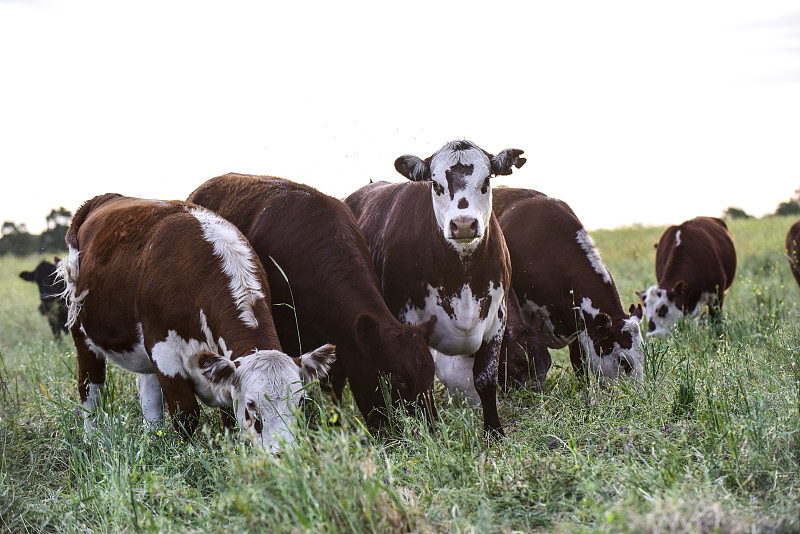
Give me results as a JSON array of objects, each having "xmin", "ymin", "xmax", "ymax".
[{"xmin": 57, "ymin": 193, "xmax": 122, "ymax": 329}]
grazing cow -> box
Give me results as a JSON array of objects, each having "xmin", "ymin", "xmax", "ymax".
[
  {"xmin": 493, "ymin": 187, "xmax": 645, "ymax": 383},
  {"xmin": 57, "ymin": 193, "xmax": 335, "ymax": 453},
  {"xmin": 497, "ymin": 288, "xmax": 551, "ymax": 391},
  {"xmin": 785, "ymin": 219, "xmax": 800, "ymax": 289},
  {"xmin": 345, "ymin": 140, "xmax": 526, "ymax": 437},
  {"xmin": 19, "ymin": 258, "xmax": 68, "ymax": 338},
  {"xmin": 187, "ymin": 174, "xmax": 437, "ymax": 428},
  {"xmin": 636, "ymin": 216, "xmax": 736, "ymax": 337}
]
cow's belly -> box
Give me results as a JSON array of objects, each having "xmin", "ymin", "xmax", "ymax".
[
  {"xmin": 81, "ymin": 324, "xmax": 154, "ymax": 374},
  {"xmin": 400, "ymin": 283, "xmax": 504, "ymax": 356}
]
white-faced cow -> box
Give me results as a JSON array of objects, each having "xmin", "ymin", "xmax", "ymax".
[
  {"xmin": 345, "ymin": 140, "xmax": 526, "ymax": 437},
  {"xmin": 57, "ymin": 193, "xmax": 335, "ymax": 453},
  {"xmin": 493, "ymin": 187, "xmax": 645, "ymax": 384},
  {"xmin": 636, "ymin": 216, "xmax": 736, "ymax": 337},
  {"xmin": 19, "ymin": 257, "xmax": 68, "ymax": 338},
  {"xmin": 187, "ymin": 174, "xmax": 437, "ymax": 429},
  {"xmin": 785, "ymin": 219, "xmax": 800, "ymax": 289}
]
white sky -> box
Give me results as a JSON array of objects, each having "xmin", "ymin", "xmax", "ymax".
[{"xmin": 1, "ymin": 0, "xmax": 799, "ymax": 234}]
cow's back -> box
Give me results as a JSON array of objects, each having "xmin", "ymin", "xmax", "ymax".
[{"xmin": 656, "ymin": 216, "xmax": 736, "ymax": 293}]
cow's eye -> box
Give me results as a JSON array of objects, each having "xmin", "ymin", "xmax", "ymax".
[
  {"xmin": 431, "ymin": 181, "xmax": 444, "ymax": 196},
  {"xmin": 246, "ymin": 400, "xmax": 258, "ymax": 413},
  {"xmin": 481, "ymin": 176, "xmax": 490, "ymax": 194},
  {"xmin": 656, "ymin": 305, "xmax": 668, "ymax": 318}
]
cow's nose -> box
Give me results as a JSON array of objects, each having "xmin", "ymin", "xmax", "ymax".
[
  {"xmin": 648, "ymin": 319, "xmax": 656, "ymax": 333},
  {"xmin": 450, "ymin": 217, "xmax": 479, "ymax": 239}
]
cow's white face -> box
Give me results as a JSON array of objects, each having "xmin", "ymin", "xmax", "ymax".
[
  {"xmin": 637, "ymin": 285, "xmax": 682, "ymax": 338},
  {"xmin": 394, "ymin": 140, "xmax": 526, "ymax": 257},
  {"xmin": 200, "ymin": 344, "xmax": 335, "ymax": 454}
]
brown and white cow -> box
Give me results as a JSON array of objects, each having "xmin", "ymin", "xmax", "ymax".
[
  {"xmin": 187, "ymin": 174, "xmax": 437, "ymax": 429},
  {"xmin": 345, "ymin": 140, "xmax": 526, "ymax": 437},
  {"xmin": 636, "ymin": 216, "xmax": 736, "ymax": 337},
  {"xmin": 785, "ymin": 219, "xmax": 800, "ymax": 289},
  {"xmin": 57, "ymin": 193, "xmax": 335, "ymax": 453},
  {"xmin": 493, "ymin": 187, "xmax": 645, "ymax": 383},
  {"xmin": 19, "ymin": 257, "xmax": 69, "ymax": 338}
]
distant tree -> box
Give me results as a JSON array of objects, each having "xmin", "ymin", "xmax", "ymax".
[
  {"xmin": 0, "ymin": 221, "xmax": 37, "ymax": 256},
  {"xmin": 45, "ymin": 207, "xmax": 71, "ymax": 230},
  {"xmin": 722, "ymin": 207, "xmax": 753, "ymax": 220},
  {"xmin": 774, "ymin": 200, "xmax": 800, "ymax": 217},
  {"xmin": 39, "ymin": 207, "xmax": 71, "ymax": 252}
]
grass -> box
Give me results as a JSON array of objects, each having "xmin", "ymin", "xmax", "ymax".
[{"xmin": 2, "ymin": 216, "xmax": 800, "ymax": 533}]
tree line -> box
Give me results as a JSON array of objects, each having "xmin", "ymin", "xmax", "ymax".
[{"xmin": 3, "ymin": 192, "xmax": 800, "ymax": 257}]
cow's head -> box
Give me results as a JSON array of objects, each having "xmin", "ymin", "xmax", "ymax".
[
  {"xmin": 580, "ymin": 299, "xmax": 644, "ymax": 382},
  {"xmin": 199, "ymin": 344, "xmax": 335, "ymax": 453},
  {"xmin": 354, "ymin": 313, "xmax": 438, "ymax": 416},
  {"xmin": 394, "ymin": 140, "xmax": 525, "ymax": 255},
  {"xmin": 19, "ymin": 257, "xmax": 68, "ymax": 337},
  {"xmin": 636, "ymin": 283, "xmax": 686, "ymax": 337}
]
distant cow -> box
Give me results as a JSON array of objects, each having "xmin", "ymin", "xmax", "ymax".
[
  {"xmin": 785, "ymin": 219, "xmax": 800, "ymax": 289},
  {"xmin": 636, "ymin": 216, "xmax": 736, "ymax": 337},
  {"xmin": 57, "ymin": 193, "xmax": 335, "ymax": 452},
  {"xmin": 493, "ymin": 187, "xmax": 644, "ymax": 383},
  {"xmin": 19, "ymin": 257, "xmax": 68, "ymax": 337},
  {"xmin": 345, "ymin": 140, "xmax": 526, "ymax": 437},
  {"xmin": 187, "ymin": 174, "xmax": 437, "ymax": 428}
]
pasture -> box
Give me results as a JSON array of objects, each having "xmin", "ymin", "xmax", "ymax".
[{"xmin": 1, "ymin": 215, "xmax": 799, "ymax": 533}]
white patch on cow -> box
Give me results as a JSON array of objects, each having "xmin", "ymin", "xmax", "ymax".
[
  {"xmin": 399, "ymin": 282, "xmax": 505, "ymax": 356},
  {"xmin": 431, "ymin": 349, "xmax": 480, "ymax": 406},
  {"xmin": 57, "ymin": 246, "xmax": 89, "ymax": 329},
  {"xmin": 576, "ymin": 229, "xmax": 612, "ymax": 285},
  {"xmin": 577, "ymin": 300, "xmax": 644, "ymax": 383},
  {"xmin": 675, "ymin": 230, "xmax": 682, "ymax": 247},
  {"xmin": 190, "ymin": 207, "xmax": 264, "ymax": 329},
  {"xmin": 136, "ymin": 373, "xmax": 164, "ymax": 424},
  {"xmin": 639, "ymin": 285, "xmax": 684, "ymax": 338},
  {"xmin": 429, "ymin": 141, "xmax": 493, "ymax": 257},
  {"xmin": 82, "ymin": 382, "xmax": 104, "ymax": 431},
  {"xmin": 82, "ymin": 324, "xmax": 154, "ymax": 374}
]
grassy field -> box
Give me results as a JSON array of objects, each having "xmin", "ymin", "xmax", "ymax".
[{"xmin": 1, "ymin": 215, "xmax": 799, "ymax": 533}]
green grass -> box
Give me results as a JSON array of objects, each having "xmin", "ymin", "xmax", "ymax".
[{"xmin": 2, "ymin": 217, "xmax": 800, "ymax": 533}]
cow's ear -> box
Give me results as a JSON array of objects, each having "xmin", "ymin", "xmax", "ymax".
[
  {"xmin": 198, "ymin": 352, "xmax": 235, "ymax": 385},
  {"xmin": 629, "ymin": 303, "xmax": 643, "ymax": 320},
  {"xmin": 53, "ymin": 255, "xmax": 61, "ymax": 264},
  {"xmin": 394, "ymin": 155, "xmax": 431, "ymax": 182},
  {"xmin": 298, "ymin": 344, "xmax": 336, "ymax": 382},
  {"xmin": 635, "ymin": 290, "xmax": 646, "ymax": 302},
  {"xmin": 19, "ymin": 271, "xmax": 34, "ymax": 282},
  {"xmin": 354, "ymin": 312, "xmax": 382, "ymax": 358},
  {"xmin": 416, "ymin": 315, "xmax": 438, "ymax": 345},
  {"xmin": 490, "ymin": 149, "xmax": 526, "ymax": 176},
  {"xmin": 594, "ymin": 312, "xmax": 612, "ymax": 340}
]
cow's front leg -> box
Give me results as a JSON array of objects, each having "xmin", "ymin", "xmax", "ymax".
[
  {"xmin": 472, "ymin": 333, "xmax": 504, "ymax": 438},
  {"xmin": 136, "ymin": 373, "xmax": 164, "ymax": 426},
  {"xmin": 72, "ymin": 325, "xmax": 106, "ymax": 432},
  {"xmin": 569, "ymin": 340, "xmax": 590, "ymax": 383},
  {"xmin": 153, "ymin": 368, "xmax": 200, "ymax": 439}
]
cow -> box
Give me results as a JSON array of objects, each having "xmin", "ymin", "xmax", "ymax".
[
  {"xmin": 492, "ymin": 187, "xmax": 645, "ymax": 384},
  {"xmin": 636, "ymin": 216, "xmax": 736, "ymax": 337},
  {"xmin": 19, "ymin": 257, "xmax": 68, "ymax": 338},
  {"xmin": 785, "ymin": 219, "xmax": 800, "ymax": 289},
  {"xmin": 345, "ymin": 140, "xmax": 527, "ymax": 437},
  {"xmin": 187, "ymin": 174, "xmax": 437, "ymax": 429},
  {"xmin": 56, "ymin": 193, "xmax": 335, "ymax": 453}
]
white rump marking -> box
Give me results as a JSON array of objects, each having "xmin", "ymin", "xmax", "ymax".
[
  {"xmin": 576, "ymin": 229, "xmax": 612, "ymax": 285},
  {"xmin": 191, "ymin": 208, "xmax": 264, "ymax": 329},
  {"xmin": 57, "ymin": 246, "xmax": 89, "ymax": 329}
]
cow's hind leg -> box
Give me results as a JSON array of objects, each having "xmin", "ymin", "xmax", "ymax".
[{"xmin": 72, "ymin": 325, "xmax": 106, "ymax": 431}]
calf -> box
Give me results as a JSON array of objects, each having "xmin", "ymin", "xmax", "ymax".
[
  {"xmin": 19, "ymin": 258, "xmax": 68, "ymax": 338},
  {"xmin": 187, "ymin": 174, "xmax": 437, "ymax": 428},
  {"xmin": 493, "ymin": 187, "xmax": 644, "ymax": 383},
  {"xmin": 785, "ymin": 219, "xmax": 800, "ymax": 289},
  {"xmin": 497, "ymin": 288, "xmax": 551, "ymax": 391},
  {"xmin": 57, "ymin": 193, "xmax": 335, "ymax": 452},
  {"xmin": 345, "ymin": 140, "xmax": 526, "ymax": 437},
  {"xmin": 636, "ymin": 216, "xmax": 736, "ymax": 337}
]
